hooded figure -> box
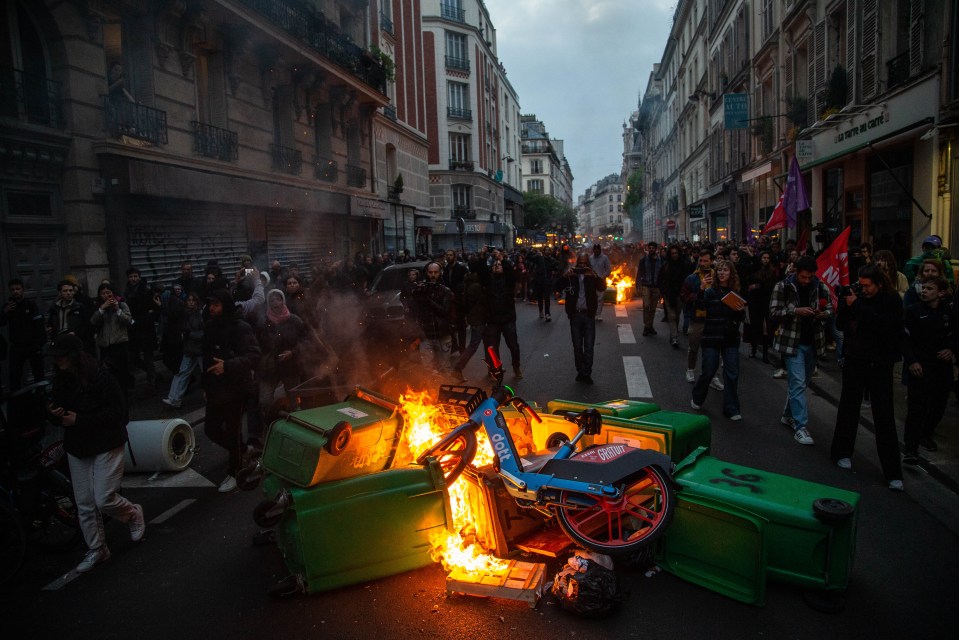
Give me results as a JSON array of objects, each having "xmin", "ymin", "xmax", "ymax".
[{"xmin": 255, "ymin": 289, "xmax": 310, "ymax": 424}]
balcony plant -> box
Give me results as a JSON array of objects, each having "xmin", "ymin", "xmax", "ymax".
[{"xmin": 370, "ymin": 46, "xmax": 395, "ymax": 82}]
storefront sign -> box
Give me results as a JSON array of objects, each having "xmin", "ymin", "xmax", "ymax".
[
  {"xmin": 724, "ymin": 93, "xmax": 749, "ymax": 130},
  {"xmin": 796, "ymin": 140, "xmax": 814, "ymax": 165},
  {"xmin": 350, "ymin": 196, "xmax": 388, "ymax": 219},
  {"xmin": 834, "ymin": 113, "xmax": 890, "ymax": 143},
  {"xmin": 688, "ymin": 204, "xmax": 705, "ymax": 219}
]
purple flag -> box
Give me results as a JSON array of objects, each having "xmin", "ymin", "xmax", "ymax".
[{"xmin": 783, "ymin": 155, "xmax": 810, "ymax": 227}]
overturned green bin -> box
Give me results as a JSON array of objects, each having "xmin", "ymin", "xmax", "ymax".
[{"xmin": 658, "ymin": 449, "xmax": 859, "ymax": 606}]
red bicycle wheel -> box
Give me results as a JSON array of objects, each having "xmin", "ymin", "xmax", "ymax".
[{"xmin": 556, "ymin": 464, "xmax": 674, "ymax": 556}]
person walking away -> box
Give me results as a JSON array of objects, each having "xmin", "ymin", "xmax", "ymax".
[
  {"xmin": 901, "ymin": 276, "xmax": 956, "ymax": 464},
  {"xmin": 46, "ymin": 333, "xmax": 144, "ymax": 572},
  {"xmin": 1, "ymin": 278, "xmax": 46, "ymax": 391},
  {"xmin": 90, "ymin": 283, "xmax": 133, "ymax": 396},
  {"xmin": 407, "ymin": 262, "xmax": 454, "ymax": 374},
  {"xmin": 680, "ymin": 250, "xmax": 723, "ymax": 391},
  {"xmin": 452, "ymin": 258, "xmax": 489, "ymax": 381},
  {"xmin": 768, "ymin": 255, "xmax": 832, "ymax": 446},
  {"xmin": 690, "ymin": 260, "xmax": 746, "ymax": 420},
  {"xmin": 529, "ymin": 249, "xmax": 555, "ymax": 321},
  {"xmin": 637, "ymin": 242, "xmax": 663, "ymax": 336},
  {"xmin": 254, "ymin": 289, "xmax": 309, "ymax": 425},
  {"xmin": 124, "ymin": 268, "xmax": 161, "ymax": 397},
  {"xmin": 589, "ymin": 244, "xmax": 612, "ymax": 321},
  {"xmin": 202, "ymin": 289, "xmax": 260, "ymax": 492},
  {"xmin": 659, "ymin": 245, "xmax": 690, "ymax": 349},
  {"xmin": 481, "ymin": 256, "xmax": 522, "ymax": 379},
  {"xmin": 830, "ymin": 264, "xmax": 906, "ymax": 490},
  {"xmin": 163, "ymin": 292, "xmax": 204, "ymax": 408},
  {"xmin": 562, "ymin": 253, "xmax": 601, "ymax": 384}
]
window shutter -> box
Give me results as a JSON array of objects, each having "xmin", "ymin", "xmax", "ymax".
[
  {"xmin": 784, "ymin": 50, "xmax": 793, "ymax": 99},
  {"xmin": 846, "ymin": 0, "xmax": 858, "ymax": 103},
  {"xmin": 209, "ymin": 52, "xmax": 228, "ymax": 128},
  {"xmin": 128, "ymin": 15, "xmax": 156, "ymax": 105},
  {"xmin": 861, "ymin": 0, "xmax": 879, "ymax": 100},
  {"xmin": 807, "ymin": 32, "xmax": 816, "ymax": 123},
  {"xmin": 909, "ymin": 0, "xmax": 924, "ymax": 76},
  {"xmin": 814, "ymin": 20, "xmax": 826, "ymax": 112}
]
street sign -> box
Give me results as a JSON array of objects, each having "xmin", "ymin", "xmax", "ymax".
[
  {"xmin": 688, "ymin": 204, "xmax": 705, "ymax": 219},
  {"xmin": 666, "ymin": 219, "xmax": 677, "ymax": 230},
  {"xmin": 724, "ymin": 93, "xmax": 749, "ymax": 130},
  {"xmin": 796, "ymin": 139, "xmax": 814, "ymax": 166}
]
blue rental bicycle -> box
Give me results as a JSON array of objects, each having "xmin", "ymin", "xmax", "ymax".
[{"xmin": 417, "ymin": 348, "xmax": 676, "ymax": 556}]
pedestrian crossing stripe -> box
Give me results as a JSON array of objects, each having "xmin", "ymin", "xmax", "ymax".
[
  {"xmin": 623, "ymin": 356, "xmax": 653, "ymax": 398},
  {"xmin": 615, "ymin": 306, "xmax": 628, "ymax": 317},
  {"xmin": 121, "ymin": 467, "xmax": 216, "ymax": 489},
  {"xmin": 617, "ymin": 324, "xmax": 636, "ymax": 344}
]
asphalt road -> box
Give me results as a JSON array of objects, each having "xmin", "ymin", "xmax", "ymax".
[{"xmin": 5, "ymin": 298, "xmax": 958, "ymax": 639}]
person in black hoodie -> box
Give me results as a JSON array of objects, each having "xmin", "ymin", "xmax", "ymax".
[
  {"xmin": 658, "ymin": 245, "xmax": 691, "ymax": 349},
  {"xmin": 562, "ymin": 253, "xmax": 602, "ymax": 384},
  {"xmin": 202, "ymin": 288, "xmax": 260, "ymax": 493},
  {"xmin": 124, "ymin": 268, "xmax": 161, "ymax": 396},
  {"xmin": 47, "ymin": 333, "xmax": 144, "ymax": 573},
  {"xmin": 901, "ymin": 276, "xmax": 956, "ymax": 464},
  {"xmin": 2, "ymin": 278, "xmax": 46, "ymax": 390},
  {"xmin": 480, "ymin": 255, "xmax": 522, "ymax": 379},
  {"xmin": 830, "ymin": 263, "xmax": 905, "ymax": 490}
]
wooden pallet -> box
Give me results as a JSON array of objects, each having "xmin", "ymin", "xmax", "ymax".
[{"xmin": 446, "ymin": 560, "xmax": 547, "ymax": 608}]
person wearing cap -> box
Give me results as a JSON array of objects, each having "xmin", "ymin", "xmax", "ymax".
[
  {"xmin": 202, "ymin": 288, "xmax": 260, "ymax": 493},
  {"xmin": 46, "ymin": 333, "xmax": 145, "ymax": 572},
  {"xmin": 903, "ymin": 235, "xmax": 954, "ymax": 286}
]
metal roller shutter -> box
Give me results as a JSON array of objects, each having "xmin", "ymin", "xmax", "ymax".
[
  {"xmin": 127, "ymin": 210, "xmax": 248, "ymax": 287},
  {"xmin": 266, "ymin": 212, "xmax": 337, "ymax": 275}
]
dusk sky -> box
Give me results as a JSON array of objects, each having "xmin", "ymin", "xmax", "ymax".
[{"xmin": 484, "ymin": 0, "xmax": 675, "ymax": 199}]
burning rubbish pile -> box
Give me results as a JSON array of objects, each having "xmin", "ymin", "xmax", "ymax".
[{"xmin": 605, "ymin": 265, "xmax": 636, "ymax": 303}]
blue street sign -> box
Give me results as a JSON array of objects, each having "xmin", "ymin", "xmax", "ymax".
[{"xmin": 724, "ymin": 93, "xmax": 749, "ymax": 130}]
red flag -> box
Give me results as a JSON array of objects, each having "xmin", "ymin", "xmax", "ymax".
[
  {"xmin": 764, "ymin": 192, "xmax": 787, "ymax": 233},
  {"xmin": 795, "ymin": 227, "xmax": 810, "ymax": 253},
  {"xmin": 816, "ymin": 226, "xmax": 852, "ymax": 310}
]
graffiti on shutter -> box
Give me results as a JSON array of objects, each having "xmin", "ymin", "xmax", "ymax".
[{"xmin": 267, "ymin": 213, "xmax": 337, "ymax": 276}]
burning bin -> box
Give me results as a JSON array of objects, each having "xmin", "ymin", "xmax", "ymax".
[
  {"xmin": 658, "ymin": 450, "xmax": 859, "ymax": 605},
  {"xmin": 264, "ymin": 460, "xmax": 452, "ymax": 594},
  {"xmin": 460, "ymin": 464, "xmax": 544, "ymax": 557},
  {"xmin": 261, "ymin": 387, "xmax": 402, "ymax": 488}
]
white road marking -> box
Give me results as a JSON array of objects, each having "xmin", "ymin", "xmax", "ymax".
[
  {"xmin": 615, "ymin": 305, "xmax": 628, "ymax": 317},
  {"xmin": 121, "ymin": 467, "xmax": 216, "ymax": 489},
  {"xmin": 618, "ymin": 324, "xmax": 636, "ymax": 344},
  {"xmin": 150, "ymin": 499, "xmax": 198, "ymax": 525},
  {"xmin": 623, "ymin": 356, "xmax": 653, "ymax": 398},
  {"xmin": 43, "ymin": 570, "xmax": 82, "ymax": 591}
]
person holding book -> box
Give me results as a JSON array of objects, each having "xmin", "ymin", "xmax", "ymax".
[{"xmin": 690, "ymin": 260, "xmax": 746, "ymax": 420}]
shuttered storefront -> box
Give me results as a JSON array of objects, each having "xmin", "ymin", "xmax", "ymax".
[
  {"xmin": 266, "ymin": 212, "xmax": 337, "ymax": 275},
  {"xmin": 127, "ymin": 209, "xmax": 248, "ymax": 286}
]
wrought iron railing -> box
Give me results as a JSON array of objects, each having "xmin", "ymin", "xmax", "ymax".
[
  {"xmin": 887, "ymin": 51, "xmax": 910, "ymax": 90},
  {"xmin": 347, "ymin": 164, "xmax": 367, "ymax": 187},
  {"xmin": 383, "ymin": 104, "xmax": 397, "ymax": 121},
  {"xmin": 313, "ymin": 155, "xmax": 338, "ymax": 182},
  {"xmin": 239, "ymin": 0, "xmax": 387, "ymax": 94},
  {"xmin": 449, "ymin": 159, "xmax": 474, "ymax": 171},
  {"xmin": 440, "ymin": 3, "xmax": 466, "ymax": 22},
  {"xmin": 104, "ymin": 96, "xmax": 168, "ymax": 144},
  {"xmin": 191, "ymin": 121, "xmax": 238, "ymax": 160},
  {"xmin": 445, "ymin": 56, "xmax": 470, "ymax": 72},
  {"xmin": 380, "ymin": 11, "xmax": 393, "ymax": 34},
  {"xmin": 0, "ymin": 67, "xmax": 62, "ymax": 128},
  {"xmin": 447, "ymin": 106, "xmax": 471, "ymax": 120},
  {"xmin": 270, "ymin": 143, "xmax": 302, "ymax": 174},
  {"xmin": 452, "ymin": 205, "xmax": 476, "ymax": 219}
]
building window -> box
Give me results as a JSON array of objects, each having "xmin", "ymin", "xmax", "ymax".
[
  {"xmin": 447, "ymin": 81, "xmax": 470, "ymax": 119},
  {"xmin": 529, "ymin": 159, "xmax": 542, "ymax": 174},
  {"xmin": 527, "ymin": 179, "xmax": 544, "ymax": 193},
  {"xmin": 196, "ymin": 50, "xmax": 227, "ymax": 128},
  {"xmin": 445, "ymin": 31, "xmax": 469, "ymax": 71}
]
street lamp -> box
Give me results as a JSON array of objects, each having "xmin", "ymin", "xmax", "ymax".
[{"xmin": 688, "ymin": 89, "xmax": 716, "ymax": 103}]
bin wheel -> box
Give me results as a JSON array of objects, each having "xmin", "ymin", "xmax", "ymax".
[
  {"xmin": 253, "ymin": 499, "xmax": 284, "ymax": 528},
  {"xmin": 812, "ymin": 498, "xmax": 854, "ymax": 525},
  {"xmin": 417, "ymin": 427, "xmax": 477, "ymax": 484},
  {"xmin": 545, "ymin": 432, "xmax": 570, "ymax": 449},
  {"xmin": 324, "ymin": 421, "xmax": 352, "ymax": 456}
]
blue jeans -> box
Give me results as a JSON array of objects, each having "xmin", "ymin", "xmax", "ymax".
[
  {"xmin": 167, "ymin": 355, "xmax": 199, "ymax": 403},
  {"xmin": 568, "ymin": 311, "xmax": 596, "ymax": 376},
  {"xmin": 782, "ymin": 344, "xmax": 816, "ymax": 430},
  {"xmin": 693, "ymin": 345, "xmax": 740, "ymax": 416}
]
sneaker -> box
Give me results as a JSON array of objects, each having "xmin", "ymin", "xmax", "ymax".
[
  {"xmin": 772, "ymin": 368, "xmax": 787, "ymax": 379},
  {"xmin": 811, "ymin": 366, "xmax": 819, "ymax": 378},
  {"xmin": 545, "ymin": 314, "xmax": 551, "ymax": 322},
  {"xmin": 794, "ymin": 428, "xmax": 815, "ymax": 446},
  {"xmin": 690, "ymin": 399, "xmax": 702, "ymax": 410},
  {"xmin": 836, "ymin": 457, "xmax": 852, "ymax": 469},
  {"xmin": 513, "ymin": 368, "xmax": 524, "ymax": 380},
  {"xmin": 862, "ymin": 400, "xmax": 871, "ymax": 408},
  {"xmin": 902, "ymin": 450, "xmax": 920, "ymax": 466},
  {"xmin": 642, "ymin": 328, "xmax": 652, "ymax": 336},
  {"xmin": 780, "ymin": 416, "xmax": 796, "ymax": 429},
  {"xmin": 710, "ymin": 376, "xmax": 724, "ymax": 391},
  {"xmin": 685, "ymin": 369, "xmax": 696, "ymax": 383},
  {"xmin": 920, "ymin": 437, "xmax": 938, "ymax": 452},
  {"xmin": 129, "ymin": 504, "xmax": 146, "ymax": 542},
  {"xmin": 76, "ymin": 546, "xmax": 111, "ymax": 573},
  {"xmin": 670, "ymin": 337, "xmax": 679, "ymax": 349},
  {"xmin": 888, "ymin": 479, "xmax": 904, "ymax": 491},
  {"xmin": 596, "ymin": 317, "xmax": 603, "ymax": 322},
  {"xmin": 161, "ymin": 398, "xmax": 182, "ymax": 409},
  {"xmin": 728, "ymin": 414, "xmax": 742, "ymax": 421},
  {"xmin": 218, "ymin": 475, "xmax": 237, "ymax": 493}
]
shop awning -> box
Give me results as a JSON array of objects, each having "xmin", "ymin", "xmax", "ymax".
[{"xmin": 741, "ymin": 161, "xmax": 773, "ymax": 183}]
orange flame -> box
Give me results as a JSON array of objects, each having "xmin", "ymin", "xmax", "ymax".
[
  {"xmin": 606, "ymin": 265, "xmax": 636, "ymax": 303},
  {"xmin": 397, "ymin": 390, "xmax": 508, "ymax": 575}
]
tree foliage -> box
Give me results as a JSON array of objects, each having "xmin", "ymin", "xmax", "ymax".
[
  {"xmin": 623, "ymin": 170, "xmax": 643, "ymax": 210},
  {"xmin": 522, "ymin": 192, "xmax": 577, "ymax": 231}
]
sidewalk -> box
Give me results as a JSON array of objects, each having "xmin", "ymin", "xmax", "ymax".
[{"xmin": 803, "ymin": 354, "xmax": 959, "ymax": 495}]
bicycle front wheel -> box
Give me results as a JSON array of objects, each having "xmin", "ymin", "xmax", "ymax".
[{"xmin": 556, "ymin": 464, "xmax": 674, "ymax": 556}]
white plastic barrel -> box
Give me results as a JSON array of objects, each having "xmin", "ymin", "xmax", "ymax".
[{"xmin": 124, "ymin": 419, "xmax": 196, "ymax": 472}]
